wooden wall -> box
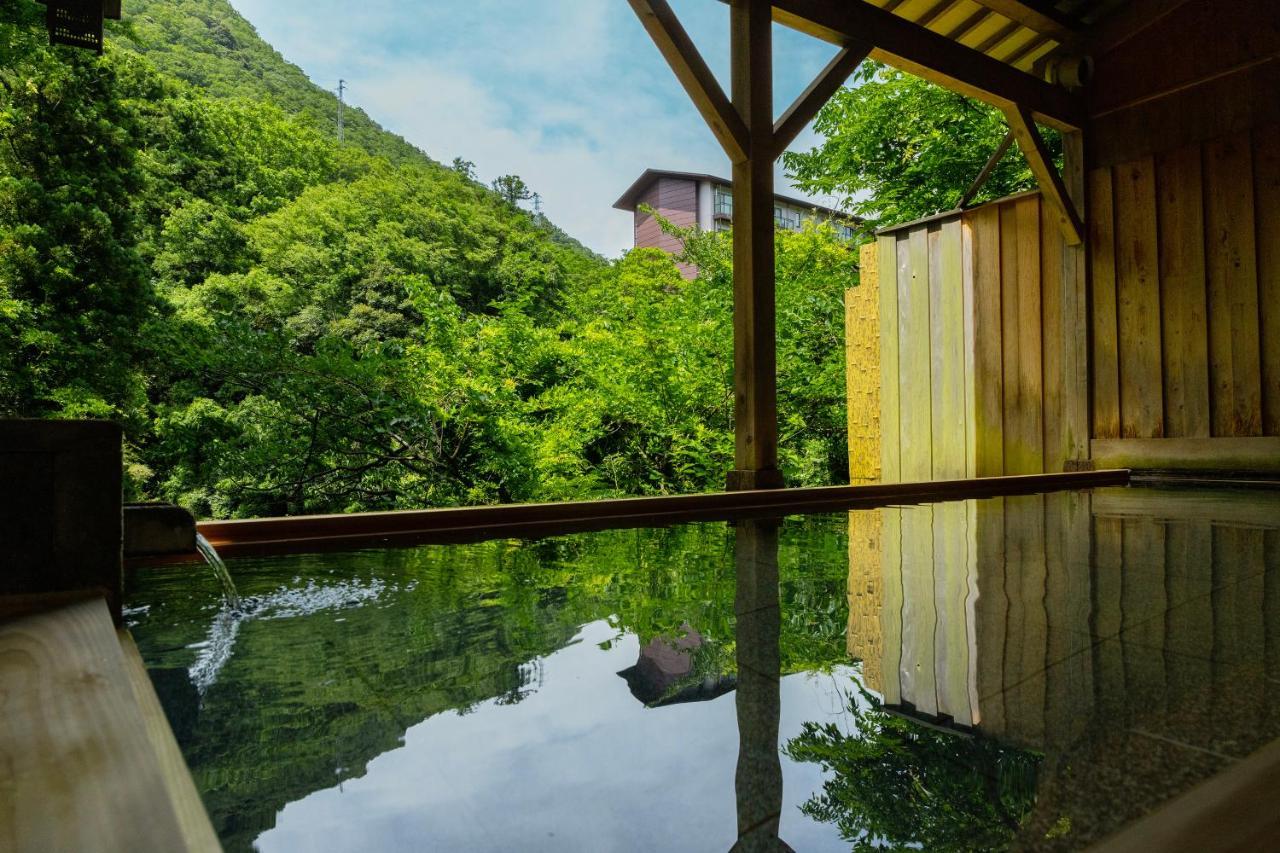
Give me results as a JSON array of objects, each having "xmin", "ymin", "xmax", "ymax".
[
  {"xmin": 1086, "ymin": 0, "xmax": 1280, "ymax": 471},
  {"xmin": 870, "ymin": 192, "xmax": 1086, "ymax": 482},
  {"xmin": 0, "ymin": 420, "xmax": 123, "ymax": 622},
  {"xmin": 846, "ymin": 242, "xmax": 881, "ymax": 483},
  {"xmin": 1090, "ymin": 127, "xmax": 1280, "ymax": 455}
]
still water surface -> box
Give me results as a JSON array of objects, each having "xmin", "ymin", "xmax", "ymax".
[{"xmin": 129, "ymin": 489, "xmax": 1280, "ymax": 852}]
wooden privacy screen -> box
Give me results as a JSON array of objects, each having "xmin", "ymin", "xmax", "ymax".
[
  {"xmin": 866, "ymin": 193, "xmax": 1087, "ymax": 483},
  {"xmin": 1090, "ymin": 124, "xmax": 1280, "ymax": 471},
  {"xmin": 845, "ymin": 242, "xmax": 881, "ymax": 483}
]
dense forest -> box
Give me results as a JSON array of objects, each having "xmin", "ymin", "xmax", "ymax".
[
  {"xmin": 1, "ymin": 1, "xmax": 1041, "ymax": 519},
  {"xmin": 0, "ymin": 0, "xmax": 857, "ymax": 518}
]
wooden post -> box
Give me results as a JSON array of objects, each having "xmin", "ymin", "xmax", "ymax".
[
  {"xmin": 628, "ymin": 0, "xmax": 866, "ymax": 492},
  {"xmin": 726, "ymin": 0, "xmax": 784, "ymax": 491}
]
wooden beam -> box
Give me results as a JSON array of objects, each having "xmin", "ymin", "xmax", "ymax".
[
  {"xmin": 1091, "ymin": 437, "xmax": 1280, "ymax": 473},
  {"xmin": 769, "ymin": 0, "xmax": 1086, "ymax": 130},
  {"xmin": 626, "ymin": 0, "xmax": 750, "ymax": 163},
  {"xmin": 772, "ymin": 41, "xmax": 871, "ymax": 158},
  {"xmin": 957, "ymin": 129, "xmax": 1015, "ymax": 208},
  {"xmin": 964, "ymin": 0, "xmax": 1083, "ymax": 47},
  {"xmin": 1003, "ymin": 104, "xmax": 1084, "ymax": 243},
  {"xmin": 727, "ymin": 0, "xmax": 782, "ymax": 490}
]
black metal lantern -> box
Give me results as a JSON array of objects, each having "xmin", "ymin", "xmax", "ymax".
[{"xmin": 36, "ymin": 1, "xmax": 122, "ymax": 55}]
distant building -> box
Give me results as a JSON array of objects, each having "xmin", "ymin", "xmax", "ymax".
[{"xmin": 612, "ymin": 168, "xmax": 857, "ymax": 278}]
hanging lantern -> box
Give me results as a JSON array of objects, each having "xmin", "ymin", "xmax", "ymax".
[{"xmin": 36, "ymin": 1, "xmax": 122, "ymax": 55}]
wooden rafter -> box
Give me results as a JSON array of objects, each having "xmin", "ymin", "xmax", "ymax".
[
  {"xmin": 1003, "ymin": 104, "xmax": 1084, "ymax": 244},
  {"xmin": 772, "ymin": 42, "xmax": 872, "ymax": 158},
  {"xmin": 769, "ymin": 0, "xmax": 1086, "ymax": 130},
  {"xmin": 626, "ymin": 0, "xmax": 750, "ymax": 162},
  {"xmin": 964, "ymin": 0, "xmax": 1084, "ymax": 47}
]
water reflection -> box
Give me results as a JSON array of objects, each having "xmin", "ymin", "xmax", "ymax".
[
  {"xmin": 131, "ymin": 519, "xmax": 857, "ymax": 852},
  {"xmin": 840, "ymin": 487, "xmax": 1280, "ymax": 850},
  {"xmin": 732, "ymin": 521, "xmax": 792, "ymax": 852},
  {"xmin": 127, "ymin": 487, "xmax": 1280, "ymax": 852}
]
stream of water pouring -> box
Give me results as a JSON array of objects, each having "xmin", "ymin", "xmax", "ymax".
[{"xmin": 195, "ymin": 533, "xmax": 241, "ymax": 610}]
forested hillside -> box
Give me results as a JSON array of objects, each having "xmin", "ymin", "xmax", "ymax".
[{"xmin": 0, "ymin": 0, "xmax": 854, "ymax": 517}]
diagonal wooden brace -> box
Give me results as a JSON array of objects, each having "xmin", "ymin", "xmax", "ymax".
[
  {"xmin": 1004, "ymin": 104, "xmax": 1084, "ymax": 244},
  {"xmin": 627, "ymin": 0, "xmax": 751, "ymax": 163},
  {"xmin": 772, "ymin": 41, "xmax": 872, "ymax": 159}
]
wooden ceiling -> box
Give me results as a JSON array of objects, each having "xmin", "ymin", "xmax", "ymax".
[{"xmin": 859, "ymin": 0, "xmax": 1123, "ymax": 77}]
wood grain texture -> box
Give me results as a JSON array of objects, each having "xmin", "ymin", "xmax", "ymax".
[
  {"xmin": 846, "ymin": 242, "xmax": 882, "ymax": 482},
  {"xmin": 1204, "ymin": 134, "xmax": 1263, "ymax": 437},
  {"xmin": 931, "ymin": 220, "xmax": 967, "ymax": 479},
  {"xmin": 1040, "ymin": 199, "xmax": 1064, "ymax": 471},
  {"xmin": 1060, "ymin": 130, "xmax": 1090, "ymax": 466},
  {"xmin": 879, "ymin": 235, "xmax": 903, "ymax": 482},
  {"xmin": 1091, "ymin": 436, "xmax": 1280, "ymax": 472},
  {"xmin": 962, "ymin": 217, "xmax": 979, "ymax": 478},
  {"xmin": 1156, "ymin": 143, "xmax": 1211, "ymax": 438},
  {"xmin": 1254, "ymin": 123, "xmax": 1280, "ymax": 436},
  {"xmin": 1114, "ymin": 156, "xmax": 1164, "ymax": 438},
  {"xmin": 1002, "ymin": 196, "xmax": 1045, "ymax": 474},
  {"xmin": 1090, "ymin": 167, "xmax": 1122, "ymax": 440},
  {"xmin": 0, "ymin": 600, "xmax": 192, "ymax": 853},
  {"xmin": 117, "ymin": 631, "xmax": 221, "ymax": 852},
  {"xmin": 899, "ymin": 229, "xmax": 934, "ymax": 481},
  {"xmin": 968, "ymin": 205, "xmax": 1005, "ymax": 476}
]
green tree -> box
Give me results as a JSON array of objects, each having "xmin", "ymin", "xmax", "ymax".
[
  {"xmin": 784, "ymin": 683, "xmax": 1042, "ymax": 851},
  {"xmin": 491, "ymin": 174, "xmax": 533, "ymax": 207},
  {"xmin": 451, "ymin": 157, "xmax": 476, "ymax": 181},
  {"xmin": 0, "ymin": 4, "xmax": 152, "ymax": 423},
  {"xmin": 783, "ymin": 63, "xmax": 1059, "ymax": 230}
]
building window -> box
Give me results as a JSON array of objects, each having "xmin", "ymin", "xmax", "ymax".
[
  {"xmin": 714, "ymin": 186, "xmax": 733, "ymax": 217},
  {"xmin": 775, "ymin": 206, "xmax": 800, "ymax": 230},
  {"xmin": 714, "ymin": 219, "xmax": 731, "ymax": 234},
  {"xmin": 838, "ymin": 224, "xmax": 855, "ymax": 241}
]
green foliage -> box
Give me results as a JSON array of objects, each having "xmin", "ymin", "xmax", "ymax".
[
  {"xmin": 491, "ymin": 173, "xmax": 533, "ymax": 206},
  {"xmin": 2, "ymin": 0, "xmax": 857, "ymax": 517},
  {"xmin": 0, "ymin": 5, "xmax": 152, "ymax": 423},
  {"xmin": 783, "ymin": 62, "xmax": 1061, "ymax": 230},
  {"xmin": 784, "ymin": 682, "xmax": 1042, "ymax": 850}
]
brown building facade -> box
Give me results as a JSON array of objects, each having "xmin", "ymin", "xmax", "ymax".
[{"xmin": 613, "ymin": 168, "xmax": 855, "ymax": 278}]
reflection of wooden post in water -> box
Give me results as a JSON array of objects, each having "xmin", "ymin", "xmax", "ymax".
[{"xmin": 731, "ymin": 521, "xmax": 794, "ymax": 853}]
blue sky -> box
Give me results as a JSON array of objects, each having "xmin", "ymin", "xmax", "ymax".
[{"xmin": 228, "ymin": 0, "xmax": 843, "ymax": 257}]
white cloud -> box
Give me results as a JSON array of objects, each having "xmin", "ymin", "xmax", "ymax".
[{"xmin": 229, "ymin": 0, "xmax": 841, "ymax": 257}]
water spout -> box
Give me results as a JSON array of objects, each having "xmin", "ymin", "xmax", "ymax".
[{"xmin": 195, "ymin": 533, "xmax": 241, "ymax": 610}]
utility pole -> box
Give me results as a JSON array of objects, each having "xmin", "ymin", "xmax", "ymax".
[
  {"xmin": 532, "ymin": 193, "xmax": 543, "ymax": 219},
  {"xmin": 337, "ymin": 79, "xmax": 346, "ymax": 143}
]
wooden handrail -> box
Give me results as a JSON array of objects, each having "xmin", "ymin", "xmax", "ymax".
[{"xmin": 175, "ymin": 470, "xmax": 1130, "ymax": 560}]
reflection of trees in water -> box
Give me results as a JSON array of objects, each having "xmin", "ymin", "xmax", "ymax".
[{"xmin": 784, "ymin": 682, "xmax": 1041, "ymax": 852}]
